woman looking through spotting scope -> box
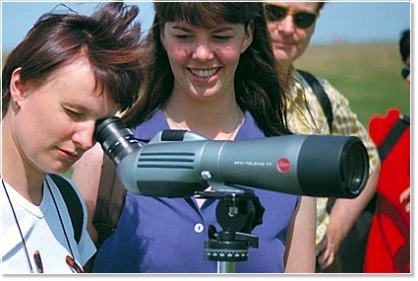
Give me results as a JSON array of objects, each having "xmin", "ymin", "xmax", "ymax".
[{"xmin": 1, "ymin": 2, "xmax": 144, "ymax": 273}]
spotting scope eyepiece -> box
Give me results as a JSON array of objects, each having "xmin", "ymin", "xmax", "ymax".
[{"xmin": 95, "ymin": 117, "xmax": 369, "ymax": 199}]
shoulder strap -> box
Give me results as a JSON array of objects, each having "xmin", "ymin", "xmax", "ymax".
[
  {"xmin": 378, "ymin": 114, "xmax": 410, "ymax": 162},
  {"xmin": 92, "ymin": 154, "xmax": 127, "ymax": 248},
  {"xmin": 298, "ymin": 70, "xmax": 334, "ymax": 133},
  {"xmin": 50, "ymin": 174, "xmax": 83, "ymax": 244}
]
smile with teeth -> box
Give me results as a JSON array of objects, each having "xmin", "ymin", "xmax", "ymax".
[{"xmin": 190, "ymin": 68, "xmax": 218, "ymax": 78}]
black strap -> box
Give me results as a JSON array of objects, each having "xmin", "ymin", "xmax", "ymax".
[
  {"xmin": 50, "ymin": 174, "xmax": 83, "ymax": 243},
  {"xmin": 363, "ymin": 114, "xmax": 410, "ymax": 213},
  {"xmin": 378, "ymin": 114, "xmax": 410, "ymax": 162},
  {"xmin": 93, "ymin": 154, "xmax": 127, "ymax": 249},
  {"xmin": 298, "ymin": 70, "xmax": 333, "ymax": 133}
]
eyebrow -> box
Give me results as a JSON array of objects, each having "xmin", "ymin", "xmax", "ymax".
[
  {"xmin": 172, "ymin": 25, "xmax": 234, "ymax": 33},
  {"xmin": 63, "ymin": 102, "xmax": 89, "ymax": 112},
  {"xmin": 172, "ymin": 26, "xmax": 190, "ymax": 32}
]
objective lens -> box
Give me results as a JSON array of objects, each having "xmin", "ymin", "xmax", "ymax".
[
  {"xmin": 297, "ymin": 135, "xmax": 369, "ymax": 198},
  {"xmin": 341, "ymin": 140, "xmax": 369, "ymax": 194}
]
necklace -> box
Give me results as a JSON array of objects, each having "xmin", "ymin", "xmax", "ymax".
[
  {"xmin": 2, "ymin": 178, "xmax": 74, "ymax": 273},
  {"xmin": 167, "ymin": 113, "xmax": 243, "ymax": 141}
]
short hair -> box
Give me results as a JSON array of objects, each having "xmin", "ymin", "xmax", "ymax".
[
  {"xmin": 2, "ymin": 2, "xmax": 144, "ymax": 116},
  {"xmin": 399, "ymin": 29, "xmax": 410, "ymax": 63}
]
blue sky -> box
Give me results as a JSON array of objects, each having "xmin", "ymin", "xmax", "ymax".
[{"xmin": 1, "ymin": 1, "xmax": 411, "ymax": 51}]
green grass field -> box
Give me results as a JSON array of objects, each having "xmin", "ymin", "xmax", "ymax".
[{"xmin": 295, "ymin": 43, "xmax": 410, "ymax": 126}]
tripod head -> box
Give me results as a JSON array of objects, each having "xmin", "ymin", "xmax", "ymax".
[{"xmin": 196, "ymin": 187, "xmax": 264, "ymax": 266}]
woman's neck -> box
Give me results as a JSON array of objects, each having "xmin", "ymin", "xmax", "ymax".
[
  {"xmin": 163, "ymin": 93, "xmax": 244, "ymax": 141},
  {"xmin": 2, "ymin": 119, "xmax": 45, "ymax": 204}
]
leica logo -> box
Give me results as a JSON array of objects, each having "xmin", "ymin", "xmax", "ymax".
[{"xmin": 277, "ymin": 158, "xmax": 290, "ymax": 173}]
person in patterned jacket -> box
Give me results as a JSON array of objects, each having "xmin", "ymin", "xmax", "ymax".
[{"xmin": 264, "ymin": 2, "xmax": 380, "ymax": 273}]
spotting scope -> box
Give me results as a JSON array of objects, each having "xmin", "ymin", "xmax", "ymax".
[{"xmin": 94, "ymin": 117, "xmax": 369, "ymax": 199}]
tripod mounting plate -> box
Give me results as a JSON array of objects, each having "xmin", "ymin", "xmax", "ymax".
[{"xmin": 196, "ymin": 189, "xmax": 263, "ymax": 263}]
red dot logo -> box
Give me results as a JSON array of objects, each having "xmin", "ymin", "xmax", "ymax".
[{"xmin": 277, "ymin": 158, "xmax": 290, "ymax": 173}]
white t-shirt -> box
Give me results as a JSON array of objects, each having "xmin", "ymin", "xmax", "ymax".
[{"xmin": 1, "ymin": 175, "xmax": 96, "ymax": 274}]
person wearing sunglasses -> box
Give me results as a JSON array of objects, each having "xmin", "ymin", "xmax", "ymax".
[
  {"xmin": 400, "ymin": 29, "xmax": 411, "ymax": 85},
  {"xmin": 264, "ymin": 2, "xmax": 381, "ymax": 273},
  {"xmin": 363, "ymin": 29, "xmax": 410, "ymax": 273}
]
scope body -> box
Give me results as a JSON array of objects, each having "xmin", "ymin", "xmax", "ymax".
[{"xmin": 95, "ymin": 117, "xmax": 369, "ymax": 199}]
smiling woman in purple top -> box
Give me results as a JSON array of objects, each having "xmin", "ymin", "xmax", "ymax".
[{"xmin": 72, "ymin": 2, "xmax": 316, "ymax": 273}]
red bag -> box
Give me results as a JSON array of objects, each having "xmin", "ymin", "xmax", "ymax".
[{"xmin": 363, "ymin": 108, "xmax": 410, "ymax": 273}]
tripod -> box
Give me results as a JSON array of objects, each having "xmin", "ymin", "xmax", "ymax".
[{"xmin": 196, "ymin": 189, "xmax": 264, "ymax": 273}]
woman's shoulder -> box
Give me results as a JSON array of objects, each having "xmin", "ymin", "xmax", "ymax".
[{"xmin": 235, "ymin": 111, "xmax": 265, "ymax": 140}]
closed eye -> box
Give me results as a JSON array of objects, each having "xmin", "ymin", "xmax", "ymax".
[
  {"xmin": 64, "ymin": 108, "xmax": 84, "ymax": 120},
  {"xmin": 176, "ymin": 34, "xmax": 193, "ymax": 40},
  {"xmin": 213, "ymin": 35, "xmax": 232, "ymax": 41}
]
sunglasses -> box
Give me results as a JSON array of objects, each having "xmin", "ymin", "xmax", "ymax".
[
  {"xmin": 264, "ymin": 4, "xmax": 319, "ymax": 29},
  {"xmin": 402, "ymin": 64, "xmax": 410, "ymax": 80}
]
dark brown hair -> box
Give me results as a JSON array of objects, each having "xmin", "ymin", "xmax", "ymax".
[
  {"xmin": 123, "ymin": 2, "xmax": 291, "ymax": 137},
  {"xmin": 2, "ymin": 2, "xmax": 144, "ymax": 117}
]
